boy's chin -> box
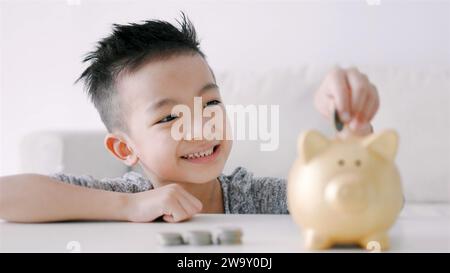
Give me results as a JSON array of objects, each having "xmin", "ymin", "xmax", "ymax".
[
  {"xmin": 179, "ymin": 167, "xmax": 224, "ymax": 184},
  {"xmin": 177, "ymin": 143, "xmax": 230, "ymax": 182}
]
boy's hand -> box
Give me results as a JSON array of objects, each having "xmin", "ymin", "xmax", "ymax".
[
  {"xmin": 125, "ymin": 184, "xmax": 203, "ymax": 223},
  {"xmin": 314, "ymin": 67, "xmax": 379, "ymax": 136}
]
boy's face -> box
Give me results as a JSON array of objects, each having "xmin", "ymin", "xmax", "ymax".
[{"xmin": 115, "ymin": 53, "xmax": 232, "ymax": 184}]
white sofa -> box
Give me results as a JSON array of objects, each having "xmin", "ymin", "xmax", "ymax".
[{"xmin": 19, "ymin": 65, "xmax": 450, "ymax": 203}]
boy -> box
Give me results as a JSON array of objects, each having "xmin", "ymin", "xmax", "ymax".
[{"xmin": 0, "ymin": 14, "xmax": 378, "ymax": 223}]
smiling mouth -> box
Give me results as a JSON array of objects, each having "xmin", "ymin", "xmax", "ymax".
[{"xmin": 180, "ymin": 144, "xmax": 221, "ymax": 162}]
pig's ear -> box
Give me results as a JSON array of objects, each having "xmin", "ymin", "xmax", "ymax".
[
  {"xmin": 362, "ymin": 129, "xmax": 399, "ymax": 161},
  {"xmin": 298, "ymin": 130, "xmax": 330, "ymax": 163}
]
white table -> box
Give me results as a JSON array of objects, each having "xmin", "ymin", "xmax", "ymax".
[{"xmin": 0, "ymin": 203, "xmax": 449, "ymax": 253}]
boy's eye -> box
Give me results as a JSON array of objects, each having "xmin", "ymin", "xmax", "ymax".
[
  {"xmin": 204, "ymin": 100, "xmax": 221, "ymax": 107},
  {"xmin": 156, "ymin": 114, "xmax": 178, "ymax": 124}
]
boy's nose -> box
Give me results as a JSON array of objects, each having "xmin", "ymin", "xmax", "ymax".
[
  {"xmin": 190, "ymin": 117, "xmax": 204, "ymax": 140},
  {"xmin": 189, "ymin": 116, "xmax": 216, "ymax": 140}
]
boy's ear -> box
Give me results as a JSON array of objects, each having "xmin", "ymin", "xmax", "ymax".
[
  {"xmin": 104, "ymin": 133, "xmax": 138, "ymax": 166},
  {"xmin": 298, "ymin": 130, "xmax": 330, "ymax": 163},
  {"xmin": 362, "ymin": 129, "xmax": 399, "ymax": 161}
]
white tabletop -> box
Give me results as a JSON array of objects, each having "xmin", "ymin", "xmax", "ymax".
[{"xmin": 0, "ymin": 203, "xmax": 449, "ymax": 253}]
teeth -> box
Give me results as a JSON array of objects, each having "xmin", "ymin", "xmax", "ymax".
[{"xmin": 182, "ymin": 146, "xmax": 215, "ymax": 159}]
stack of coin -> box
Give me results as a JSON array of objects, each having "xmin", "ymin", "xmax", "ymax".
[
  {"xmin": 215, "ymin": 227, "xmax": 243, "ymax": 245},
  {"xmin": 156, "ymin": 232, "xmax": 184, "ymax": 246},
  {"xmin": 185, "ymin": 230, "xmax": 213, "ymax": 246}
]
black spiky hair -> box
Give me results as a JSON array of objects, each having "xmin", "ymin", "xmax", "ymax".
[{"xmin": 77, "ymin": 12, "xmax": 205, "ymax": 133}]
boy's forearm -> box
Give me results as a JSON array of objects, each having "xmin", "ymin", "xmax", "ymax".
[{"xmin": 0, "ymin": 174, "xmax": 131, "ymax": 222}]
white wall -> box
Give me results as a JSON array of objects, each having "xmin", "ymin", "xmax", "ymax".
[{"xmin": 1, "ymin": 0, "xmax": 449, "ymax": 176}]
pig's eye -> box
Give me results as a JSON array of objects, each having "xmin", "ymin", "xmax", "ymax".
[
  {"xmin": 337, "ymin": 159, "xmax": 345, "ymax": 166},
  {"xmin": 355, "ymin": 159, "xmax": 362, "ymax": 167}
]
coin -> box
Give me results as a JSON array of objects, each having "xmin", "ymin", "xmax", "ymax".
[
  {"xmin": 334, "ymin": 109, "xmax": 344, "ymax": 132},
  {"xmin": 185, "ymin": 230, "xmax": 213, "ymax": 246},
  {"xmin": 215, "ymin": 227, "xmax": 243, "ymax": 245},
  {"xmin": 157, "ymin": 232, "xmax": 184, "ymax": 246}
]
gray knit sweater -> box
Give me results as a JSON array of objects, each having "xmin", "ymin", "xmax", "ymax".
[{"xmin": 49, "ymin": 167, "xmax": 289, "ymax": 214}]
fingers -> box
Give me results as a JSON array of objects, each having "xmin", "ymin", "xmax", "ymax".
[
  {"xmin": 176, "ymin": 185, "xmax": 203, "ymax": 212},
  {"xmin": 364, "ymin": 84, "xmax": 380, "ymax": 122},
  {"xmin": 346, "ymin": 68, "xmax": 369, "ymax": 119},
  {"xmin": 325, "ymin": 67, "xmax": 379, "ymax": 133},
  {"xmin": 162, "ymin": 197, "xmax": 189, "ymax": 223},
  {"xmin": 161, "ymin": 184, "xmax": 202, "ymax": 223},
  {"xmin": 315, "ymin": 67, "xmax": 380, "ymax": 126},
  {"xmin": 337, "ymin": 122, "xmax": 372, "ymax": 138},
  {"xmin": 347, "ymin": 68, "xmax": 380, "ymax": 125},
  {"xmin": 328, "ymin": 68, "xmax": 352, "ymax": 122},
  {"xmin": 176, "ymin": 190, "xmax": 202, "ymax": 217},
  {"xmin": 348, "ymin": 91, "xmax": 373, "ymax": 136}
]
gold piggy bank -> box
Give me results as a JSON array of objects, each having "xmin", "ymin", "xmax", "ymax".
[{"xmin": 288, "ymin": 130, "xmax": 403, "ymax": 251}]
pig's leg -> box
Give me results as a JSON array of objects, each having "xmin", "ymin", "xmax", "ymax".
[
  {"xmin": 359, "ymin": 232, "xmax": 390, "ymax": 251},
  {"xmin": 304, "ymin": 229, "xmax": 332, "ymax": 250}
]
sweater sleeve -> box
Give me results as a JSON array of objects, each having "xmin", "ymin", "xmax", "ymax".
[{"xmin": 48, "ymin": 171, "xmax": 153, "ymax": 193}]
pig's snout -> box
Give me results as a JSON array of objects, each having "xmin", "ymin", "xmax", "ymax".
[{"xmin": 324, "ymin": 175, "xmax": 369, "ymax": 213}]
